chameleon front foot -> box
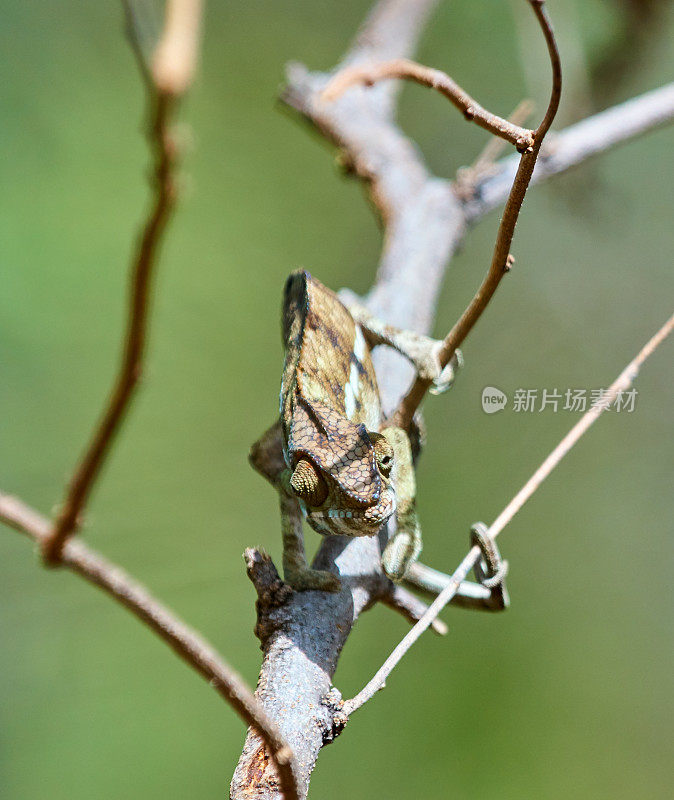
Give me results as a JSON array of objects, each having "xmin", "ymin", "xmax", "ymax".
[
  {"xmin": 381, "ymin": 528, "xmax": 422, "ymax": 583},
  {"xmin": 284, "ymin": 567, "xmax": 341, "ymax": 593},
  {"xmin": 347, "ymin": 302, "xmax": 463, "ymax": 393},
  {"xmin": 429, "ymin": 349, "xmax": 464, "ymax": 395}
]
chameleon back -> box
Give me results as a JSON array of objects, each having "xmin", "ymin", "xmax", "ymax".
[
  {"xmin": 280, "ymin": 270, "xmax": 385, "ymax": 511},
  {"xmin": 281, "ymin": 271, "xmax": 381, "ymax": 428}
]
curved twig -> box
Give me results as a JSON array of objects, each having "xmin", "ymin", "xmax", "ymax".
[
  {"xmin": 43, "ymin": 0, "xmax": 202, "ymax": 564},
  {"xmin": 0, "ymin": 491, "xmax": 301, "ymax": 800},
  {"xmin": 235, "ymin": 0, "xmax": 674, "ymax": 792},
  {"xmin": 322, "ymin": 58, "xmax": 535, "ymax": 151},
  {"xmin": 392, "ymin": 0, "xmax": 561, "ymax": 429},
  {"xmin": 346, "ymin": 310, "xmax": 674, "ymax": 714}
]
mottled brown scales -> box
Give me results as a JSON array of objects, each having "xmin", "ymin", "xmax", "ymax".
[
  {"xmin": 251, "ymin": 269, "xmax": 506, "ymax": 601},
  {"xmin": 281, "ymin": 271, "xmax": 382, "ymax": 507}
]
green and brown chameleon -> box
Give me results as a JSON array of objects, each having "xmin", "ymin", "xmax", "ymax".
[{"xmin": 250, "ymin": 270, "xmax": 507, "ymax": 609}]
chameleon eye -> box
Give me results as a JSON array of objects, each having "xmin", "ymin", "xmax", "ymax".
[
  {"xmin": 290, "ymin": 459, "xmax": 328, "ymax": 507},
  {"xmin": 372, "ymin": 434, "xmax": 394, "ymax": 477}
]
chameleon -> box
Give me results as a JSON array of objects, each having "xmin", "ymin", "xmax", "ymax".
[{"xmin": 250, "ymin": 270, "xmax": 507, "ymax": 608}]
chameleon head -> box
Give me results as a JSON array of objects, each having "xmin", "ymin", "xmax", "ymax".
[{"xmin": 288, "ymin": 432, "xmax": 397, "ymax": 537}]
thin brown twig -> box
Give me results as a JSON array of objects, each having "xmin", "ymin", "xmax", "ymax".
[
  {"xmin": 392, "ymin": 0, "xmax": 561, "ymax": 429},
  {"xmin": 0, "ymin": 491, "xmax": 302, "ymax": 800},
  {"xmin": 455, "ymin": 99, "xmax": 535, "ymax": 200},
  {"xmin": 43, "ymin": 0, "xmax": 202, "ymax": 564},
  {"xmin": 382, "ymin": 585, "xmax": 449, "ymax": 635},
  {"xmin": 345, "ymin": 310, "xmax": 674, "ymax": 714},
  {"xmin": 322, "ymin": 58, "xmax": 535, "ymax": 151},
  {"xmin": 6, "ymin": 2, "xmax": 302, "ymax": 794},
  {"xmin": 487, "ymin": 312, "xmax": 674, "ymax": 540},
  {"xmin": 470, "ymin": 99, "xmax": 535, "ymax": 172}
]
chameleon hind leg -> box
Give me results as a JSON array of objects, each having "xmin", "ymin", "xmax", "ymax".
[
  {"xmin": 250, "ymin": 422, "xmax": 340, "ymax": 592},
  {"xmin": 348, "ymin": 303, "xmax": 462, "ymax": 394}
]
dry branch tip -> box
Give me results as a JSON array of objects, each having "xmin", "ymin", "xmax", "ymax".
[
  {"xmin": 392, "ymin": 0, "xmax": 562, "ymax": 429},
  {"xmin": 151, "ymin": 0, "xmax": 203, "ymax": 96}
]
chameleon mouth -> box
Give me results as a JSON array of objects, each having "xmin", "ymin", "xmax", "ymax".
[{"xmin": 305, "ymin": 488, "xmax": 396, "ymax": 537}]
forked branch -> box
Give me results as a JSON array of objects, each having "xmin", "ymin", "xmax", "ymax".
[
  {"xmin": 454, "ymin": 98, "xmax": 535, "ymax": 198},
  {"xmin": 392, "ymin": 0, "xmax": 561, "ymax": 428},
  {"xmin": 0, "ymin": 492, "xmax": 301, "ymax": 800},
  {"xmin": 232, "ymin": 0, "xmax": 674, "ymax": 794},
  {"xmin": 4, "ymin": 1, "xmax": 302, "ymax": 796},
  {"xmin": 324, "ymin": 1, "xmax": 561, "ymax": 430}
]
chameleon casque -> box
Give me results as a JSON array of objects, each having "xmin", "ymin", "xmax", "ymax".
[{"xmin": 251, "ymin": 270, "xmax": 507, "ymax": 608}]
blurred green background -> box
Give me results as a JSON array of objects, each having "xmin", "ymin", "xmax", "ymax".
[{"xmin": 2, "ymin": 1, "xmax": 673, "ymax": 798}]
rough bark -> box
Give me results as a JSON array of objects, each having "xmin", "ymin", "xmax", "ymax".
[{"xmin": 230, "ymin": 3, "xmax": 674, "ymax": 797}]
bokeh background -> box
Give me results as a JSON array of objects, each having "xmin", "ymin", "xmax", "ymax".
[{"xmin": 2, "ymin": 1, "xmax": 673, "ymax": 798}]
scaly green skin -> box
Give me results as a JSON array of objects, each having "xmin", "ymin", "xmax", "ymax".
[{"xmin": 250, "ymin": 270, "xmax": 505, "ymax": 605}]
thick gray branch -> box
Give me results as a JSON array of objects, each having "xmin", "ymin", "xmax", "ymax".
[
  {"xmin": 232, "ymin": 3, "xmax": 674, "ymax": 798},
  {"xmin": 232, "ymin": 4, "xmax": 446, "ymax": 798}
]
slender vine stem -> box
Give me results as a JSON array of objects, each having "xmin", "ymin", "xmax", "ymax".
[
  {"xmin": 43, "ymin": 0, "xmax": 202, "ymax": 564},
  {"xmin": 346, "ymin": 310, "xmax": 674, "ymax": 714},
  {"xmin": 392, "ymin": 0, "xmax": 561, "ymax": 429}
]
